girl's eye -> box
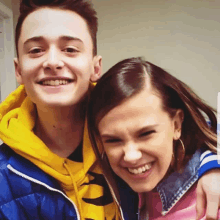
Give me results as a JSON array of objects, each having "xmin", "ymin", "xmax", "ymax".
[
  {"xmin": 139, "ymin": 130, "xmax": 155, "ymax": 137},
  {"xmin": 104, "ymin": 138, "xmax": 121, "ymax": 144}
]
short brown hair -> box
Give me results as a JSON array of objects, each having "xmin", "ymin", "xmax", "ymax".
[{"xmin": 15, "ymin": 0, "xmax": 98, "ymax": 57}]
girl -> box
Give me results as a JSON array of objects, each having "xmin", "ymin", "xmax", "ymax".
[{"xmin": 87, "ymin": 57, "xmax": 220, "ymax": 219}]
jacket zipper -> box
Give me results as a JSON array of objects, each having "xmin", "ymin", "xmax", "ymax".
[
  {"xmin": 7, "ymin": 164, "xmax": 81, "ymax": 220},
  {"xmin": 103, "ymin": 175, "xmax": 127, "ymax": 220}
]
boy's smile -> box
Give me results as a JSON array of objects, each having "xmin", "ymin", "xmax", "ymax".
[{"xmin": 15, "ymin": 8, "xmax": 102, "ymax": 109}]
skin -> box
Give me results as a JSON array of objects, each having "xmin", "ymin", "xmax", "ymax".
[
  {"xmin": 14, "ymin": 8, "xmax": 102, "ymax": 157},
  {"xmin": 15, "ymin": 8, "xmax": 101, "ymax": 108},
  {"xmin": 98, "ymin": 83, "xmax": 183, "ymax": 193},
  {"xmin": 196, "ymin": 169, "xmax": 220, "ymax": 220}
]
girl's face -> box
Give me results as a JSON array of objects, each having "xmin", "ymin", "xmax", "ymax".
[{"xmin": 98, "ymin": 86, "xmax": 183, "ymax": 193}]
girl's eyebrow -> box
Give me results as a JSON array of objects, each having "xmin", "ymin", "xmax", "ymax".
[
  {"xmin": 100, "ymin": 134, "xmax": 120, "ymax": 139},
  {"xmin": 100, "ymin": 124, "xmax": 159, "ymax": 139},
  {"xmin": 137, "ymin": 124, "xmax": 159, "ymax": 134}
]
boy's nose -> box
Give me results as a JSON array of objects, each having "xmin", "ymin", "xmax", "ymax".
[{"xmin": 43, "ymin": 48, "xmax": 64, "ymax": 70}]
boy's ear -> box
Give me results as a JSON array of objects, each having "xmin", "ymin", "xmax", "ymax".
[
  {"xmin": 173, "ymin": 109, "xmax": 184, "ymax": 140},
  {"xmin": 90, "ymin": 55, "xmax": 102, "ymax": 82},
  {"xmin": 14, "ymin": 58, "xmax": 23, "ymax": 85}
]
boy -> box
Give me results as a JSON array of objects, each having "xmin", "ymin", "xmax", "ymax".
[{"xmin": 0, "ymin": 0, "xmax": 124, "ymax": 219}]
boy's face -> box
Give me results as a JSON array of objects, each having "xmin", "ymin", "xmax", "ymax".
[{"xmin": 15, "ymin": 8, "xmax": 102, "ymax": 108}]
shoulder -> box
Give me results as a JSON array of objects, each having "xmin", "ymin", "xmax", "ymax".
[
  {"xmin": 199, "ymin": 149, "xmax": 220, "ymax": 178},
  {"xmin": 0, "ymin": 143, "xmax": 13, "ymax": 163},
  {"xmin": 0, "ymin": 144, "xmax": 36, "ymax": 206},
  {"xmin": 0, "ymin": 144, "xmax": 77, "ymax": 219}
]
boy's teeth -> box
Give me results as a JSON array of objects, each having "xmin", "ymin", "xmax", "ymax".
[
  {"xmin": 42, "ymin": 80, "xmax": 69, "ymax": 85},
  {"xmin": 128, "ymin": 163, "xmax": 152, "ymax": 174}
]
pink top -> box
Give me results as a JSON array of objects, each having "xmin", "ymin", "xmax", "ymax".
[{"xmin": 140, "ymin": 184, "xmax": 220, "ymax": 220}]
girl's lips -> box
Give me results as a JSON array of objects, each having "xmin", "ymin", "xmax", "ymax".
[
  {"xmin": 126, "ymin": 162, "xmax": 154, "ymax": 179},
  {"xmin": 128, "ymin": 162, "xmax": 153, "ymax": 174}
]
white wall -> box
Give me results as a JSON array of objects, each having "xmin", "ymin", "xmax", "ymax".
[
  {"xmin": 10, "ymin": 0, "xmax": 220, "ymax": 108},
  {"xmin": 0, "ymin": 0, "xmax": 11, "ymax": 9},
  {"xmin": 0, "ymin": 0, "xmax": 16, "ymax": 101},
  {"xmin": 93, "ymin": 0, "xmax": 220, "ymax": 109}
]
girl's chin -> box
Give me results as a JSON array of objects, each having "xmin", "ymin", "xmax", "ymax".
[{"xmin": 129, "ymin": 183, "xmax": 157, "ymax": 193}]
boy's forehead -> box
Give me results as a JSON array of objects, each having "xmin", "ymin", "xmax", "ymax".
[{"xmin": 18, "ymin": 7, "xmax": 92, "ymax": 48}]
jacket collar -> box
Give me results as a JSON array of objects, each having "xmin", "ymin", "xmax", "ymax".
[
  {"xmin": 156, "ymin": 149, "xmax": 201, "ymax": 215},
  {"xmin": 116, "ymin": 174, "xmax": 139, "ymax": 220},
  {"xmin": 7, "ymin": 144, "xmax": 61, "ymax": 190}
]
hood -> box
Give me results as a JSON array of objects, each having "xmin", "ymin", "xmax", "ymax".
[{"xmin": 0, "ymin": 85, "xmax": 96, "ymax": 186}]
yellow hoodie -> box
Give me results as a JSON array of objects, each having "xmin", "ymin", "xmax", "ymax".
[{"xmin": 0, "ymin": 85, "xmax": 121, "ymax": 220}]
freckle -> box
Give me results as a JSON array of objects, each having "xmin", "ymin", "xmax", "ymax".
[{"xmin": 53, "ymin": 125, "xmax": 55, "ymax": 128}]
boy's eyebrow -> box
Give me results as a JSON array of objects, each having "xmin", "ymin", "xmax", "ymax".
[
  {"xmin": 23, "ymin": 35, "xmax": 83, "ymax": 46},
  {"xmin": 59, "ymin": 36, "xmax": 83, "ymax": 43},
  {"xmin": 23, "ymin": 36, "xmax": 45, "ymax": 46}
]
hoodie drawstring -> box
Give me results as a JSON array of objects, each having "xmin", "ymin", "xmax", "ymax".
[{"xmin": 64, "ymin": 162, "xmax": 83, "ymax": 219}]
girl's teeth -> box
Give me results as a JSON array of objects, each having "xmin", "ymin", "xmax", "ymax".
[{"xmin": 128, "ymin": 163, "xmax": 152, "ymax": 174}]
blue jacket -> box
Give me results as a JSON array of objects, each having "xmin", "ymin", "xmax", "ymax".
[
  {"xmin": 0, "ymin": 144, "xmax": 80, "ymax": 219},
  {"xmin": 0, "ymin": 143, "xmax": 140, "ymax": 220}
]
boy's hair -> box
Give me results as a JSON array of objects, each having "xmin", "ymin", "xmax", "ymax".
[
  {"xmin": 15, "ymin": 0, "xmax": 98, "ymax": 57},
  {"xmin": 88, "ymin": 57, "xmax": 217, "ymax": 172}
]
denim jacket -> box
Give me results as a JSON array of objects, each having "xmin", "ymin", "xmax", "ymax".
[{"xmin": 139, "ymin": 150, "xmax": 201, "ymax": 220}]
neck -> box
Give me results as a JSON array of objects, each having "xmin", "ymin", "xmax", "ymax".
[{"xmin": 34, "ymin": 101, "xmax": 86, "ymax": 158}]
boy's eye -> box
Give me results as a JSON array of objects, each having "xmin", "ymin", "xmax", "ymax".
[
  {"xmin": 63, "ymin": 47, "xmax": 79, "ymax": 53},
  {"xmin": 139, "ymin": 130, "xmax": 155, "ymax": 137},
  {"xmin": 28, "ymin": 48, "xmax": 44, "ymax": 54}
]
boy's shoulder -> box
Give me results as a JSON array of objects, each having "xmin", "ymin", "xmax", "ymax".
[
  {"xmin": 0, "ymin": 143, "xmax": 36, "ymax": 205},
  {"xmin": 0, "ymin": 143, "xmax": 78, "ymax": 219}
]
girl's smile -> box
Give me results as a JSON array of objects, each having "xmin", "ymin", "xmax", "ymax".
[{"xmin": 98, "ymin": 84, "xmax": 183, "ymax": 193}]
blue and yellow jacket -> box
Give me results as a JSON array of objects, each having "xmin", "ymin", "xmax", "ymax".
[
  {"xmin": 0, "ymin": 86, "xmax": 218, "ymax": 220},
  {"xmin": 0, "ymin": 85, "xmax": 139, "ymax": 220}
]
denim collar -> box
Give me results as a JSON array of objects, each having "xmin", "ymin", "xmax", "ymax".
[{"xmin": 156, "ymin": 149, "xmax": 201, "ymax": 215}]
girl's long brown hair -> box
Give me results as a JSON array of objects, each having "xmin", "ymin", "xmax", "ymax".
[{"xmin": 87, "ymin": 57, "xmax": 217, "ymax": 172}]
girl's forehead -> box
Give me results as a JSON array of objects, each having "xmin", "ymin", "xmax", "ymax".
[{"xmin": 98, "ymin": 87, "xmax": 165, "ymax": 127}]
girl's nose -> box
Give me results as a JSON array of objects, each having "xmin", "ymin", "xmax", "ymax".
[{"xmin": 123, "ymin": 144, "xmax": 142, "ymax": 163}]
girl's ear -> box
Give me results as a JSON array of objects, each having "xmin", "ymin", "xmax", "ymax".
[
  {"xmin": 14, "ymin": 58, "xmax": 23, "ymax": 85},
  {"xmin": 173, "ymin": 109, "xmax": 184, "ymax": 140},
  {"xmin": 90, "ymin": 55, "xmax": 102, "ymax": 82}
]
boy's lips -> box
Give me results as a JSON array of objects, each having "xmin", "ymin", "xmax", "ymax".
[
  {"xmin": 41, "ymin": 79, "xmax": 72, "ymax": 86},
  {"xmin": 38, "ymin": 76, "xmax": 75, "ymax": 85}
]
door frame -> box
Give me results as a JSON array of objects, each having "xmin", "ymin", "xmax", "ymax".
[{"xmin": 0, "ymin": 2, "xmax": 16, "ymax": 102}]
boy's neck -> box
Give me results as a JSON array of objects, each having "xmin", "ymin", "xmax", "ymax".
[{"xmin": 34, "ymin": 102, "xmax": 86, "ymax": 158}]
